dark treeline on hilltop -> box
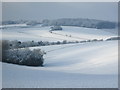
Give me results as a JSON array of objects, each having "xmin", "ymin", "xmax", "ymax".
[
  {"xmin": 1, "ymin": 18, "xmax": 117, "ymax": 29},
  {"xmin": 42, "ymin": 18, "xmax": 117, "ymax": 29}
]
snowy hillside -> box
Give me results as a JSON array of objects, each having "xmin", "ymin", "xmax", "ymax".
[
  {"xmin": 2, "ymin": 40, "xmax": 118, "ymax": 88},
  {"xmin": 1, "ymin": 25, "xmax": 117, "ymax": 42},
  {"xmin": 30, "ymin": 40, "xmax": 118, "ymax": 75},
  {"xmin": 1, "ymin": 24, "xmax": 118, "ymax": 88}
]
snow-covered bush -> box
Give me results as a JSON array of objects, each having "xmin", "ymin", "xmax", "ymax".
[
  {"xmin": 106, "ymin": 37, "xmax": 120, "ymax": 41},
  {"xmin": 3, "ymin": 48, "xmax": 45, "ymax": 66},
  {"xmin": 62, "ymin": 40, "xmax": 67, "ymax": 44},
  {"xmin": 91, "ymin": 39, "xmax": 98, "ymax": 42},
  {"xmin": 2, "ymin": 40, "xmax": 11, "ymax": 50},
  {"xmin": 86, "ymin": 40, "xmax": 91, "ymax": 42},
  {"xmin": 50, "ymin": 26, "xmax": 62, "ymax": 31},
  {"xmin": 98, "ymin": 39, "xmax": 103, "ymax": 41},
  {"xmin": 80, "ymin": 40, "xmax": 87, "ymax": 43},
  {"xmin": 56, "ymin": 41, "xmax": 61, "ymax": 44}
]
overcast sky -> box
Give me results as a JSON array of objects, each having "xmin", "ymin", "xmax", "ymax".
[{"xmin": 2, "ymin": 2, "xmax": 118, "ymax": 22}]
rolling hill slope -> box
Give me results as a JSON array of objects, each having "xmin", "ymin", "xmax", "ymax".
[
  {"xmin": 2, "ymin": 40, "xmax": 118, "ymax": 88},
  {"xmin": 1, "ymin": 25, "xmax": 117, "ymax": 42},
  {"xmin": 1, "ymin": 24, "xmax": 118, "ymax": 88}
]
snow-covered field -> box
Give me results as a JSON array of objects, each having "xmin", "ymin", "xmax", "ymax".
[
  {"xmin": 1, "ymin": 25, "xmax": 117, "ymax": 42},
  {"xmin": 2, "ymin": 41, "xmax": 118, "ymax": 88},
  {"xmin": 30, "ymin": 40, "xmax": 118, "ymax": 75},
  {"xmin": 1, "ymin": 24, "xmax": 118, "ymax": 88}
]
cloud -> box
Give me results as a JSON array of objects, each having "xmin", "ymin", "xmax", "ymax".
[{"xmin": 2, "ymin": 2, "xmax": 118, "ymax": 22}]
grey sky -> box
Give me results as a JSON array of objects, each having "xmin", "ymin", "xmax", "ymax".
[{"xmin": 2, "ymin": 2, "xmax": 118, "ymax": 22}]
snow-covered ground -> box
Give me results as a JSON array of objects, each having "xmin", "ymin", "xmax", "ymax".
[
  {"xmin": 0, "ymin": 24, "xmax": 27, "ymax": 28},
  {"xmin": 1, "ymin": 25, "xmax": 117, "ymax": 42},
  {"xmin": 30, "ymin": 40, "xmax": 118, "ymax": 75},
  {"xmin": 1, "ymin": 24, "xmax": 118, "ymax": 88},
  {"xmin": 2, "ymin": 40, "xmax": 118, "ymax": 88},
  {"xmin": 2, "ymin": 63, "xmax": 118, "ymax": 88}
]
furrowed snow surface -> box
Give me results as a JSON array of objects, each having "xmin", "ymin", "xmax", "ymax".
[
  {"xmin": 1, "ymin": 25, "xmax": 118, "ymax": 88},
  {"xmin": 2, "ymin": 40, "xmax": 118, "ymax": 88}
]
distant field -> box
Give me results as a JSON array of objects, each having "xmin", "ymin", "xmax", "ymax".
[{"xmin": 1, "ymin": 25, "xmax": 117, "ymax": 42}]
